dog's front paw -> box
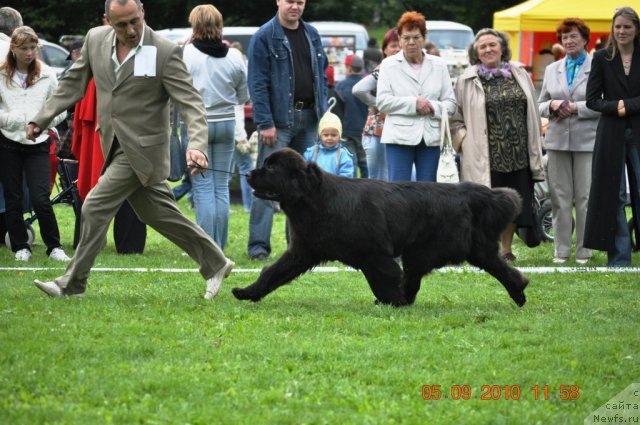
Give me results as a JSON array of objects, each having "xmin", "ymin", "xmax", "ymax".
[
  {"xmin": 232, "ymin": 287, "xmax": 262, "ymax": 302},
  {"xmin": 505, "ymin": 274, "xmax": 529, "ymax": 307},
  {"xmin": 374, "ymin": 298, "xmax": 410, "ymax": 307}
]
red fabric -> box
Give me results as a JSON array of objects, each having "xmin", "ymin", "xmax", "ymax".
[
  {"xmin": 325, "ymin": 65, "xmax": 335, "ymax": 86},
  {"xmin": 71, "ymin": 79, "xmax": 103, "ymax": 201},
  {"xmin": 49, "ymin": 141, "xmax": 58, "ymax": 190}
]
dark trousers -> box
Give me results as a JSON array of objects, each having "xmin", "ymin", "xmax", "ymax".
[
  {"xmin": 342, "ymin": 135, "xmax": 368, "ymax": 178},
  {"xmin": 114, "ymin": 201, "xmax": 147, "ymax": 254},
  {"xmin": 0, "ymin": 138, "xmax": 62, "ymax": 253}
]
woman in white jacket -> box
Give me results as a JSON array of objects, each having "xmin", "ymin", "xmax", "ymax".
[
  {"xmin": 376, "ymin": 11, "xmax": 456, "ymax": 182},
  {"xmin": 0, "ymin": 26, "xmax": 68, "ymax": 262}
]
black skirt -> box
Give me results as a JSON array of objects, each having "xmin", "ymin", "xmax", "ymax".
[{"xmin": 490, "ymin": 168, "xmax": 534, "ymax": 227}]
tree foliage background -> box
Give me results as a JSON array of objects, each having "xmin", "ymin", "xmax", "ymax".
[{"xmin": 2, "ymin": 0, "xmax": 521, "ymax": 42}]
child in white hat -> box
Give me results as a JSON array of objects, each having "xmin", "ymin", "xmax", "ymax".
[{"xmin": 303, "ymin": 111, "xmax": 355, "ymax": 178}]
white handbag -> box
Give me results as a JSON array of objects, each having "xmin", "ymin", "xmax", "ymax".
[{"xmin": 436, "ymin": 112, "xmax": 459, "ymax": 183}]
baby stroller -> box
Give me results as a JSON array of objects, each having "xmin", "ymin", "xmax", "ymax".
[
  {"xmin": 4, "ymin": 157, "xmax": 82, "ymax": 250},
  {"xmin": 533, "ymin": 178, "xmax": 569, "ymax": 243}
]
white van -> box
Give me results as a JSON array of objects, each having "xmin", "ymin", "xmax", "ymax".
[
  {"xmin": 426, "ymin": 21, "xmax": 475, "ymax": 80},
  {"xmin": 309, "ymin": 21, "xmax": 370, "ymax": 81}
]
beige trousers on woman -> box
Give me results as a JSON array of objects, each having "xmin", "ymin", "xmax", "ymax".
[{"xmin": 547, "ymin": 150, "xmax": 593, "ymax": 259}]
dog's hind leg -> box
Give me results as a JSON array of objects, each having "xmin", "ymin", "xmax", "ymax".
[
  {"xmin": 468, "ymin": 252, "xmax": 529, "ymax": 307},
  {"xmin": 231, "ymin": 250, "xmax": 316, "ymax": 302},
  {"xmin": 360, "ymin": 256, "xmax": 408, "ymax": 307}
]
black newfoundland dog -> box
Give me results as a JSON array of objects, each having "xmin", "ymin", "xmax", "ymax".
[{"xmin": 232, "ymin": 148, "xmax": 529, "ymax": 307}]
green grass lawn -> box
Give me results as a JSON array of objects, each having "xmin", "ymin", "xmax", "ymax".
[{"xmin": 1, "ymin": 195, "xmax": 638, "ymax": 424}]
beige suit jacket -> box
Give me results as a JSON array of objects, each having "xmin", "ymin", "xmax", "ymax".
[
  {"xmin": 31, "ymin": 25, "xmax": 208, "ymax": 186},
  {"xmin": 537, "ymin": 56, "xmax": 600, "ymax": 152}
]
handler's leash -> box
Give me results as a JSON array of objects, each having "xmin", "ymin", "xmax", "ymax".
[{"xmin": 187, "ymin": 163, "xmax": 250, "ymax": 178}]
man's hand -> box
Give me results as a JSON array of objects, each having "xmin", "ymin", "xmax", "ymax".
[
  {"xmin": 26, "ymin": 123, "xmax": 42, "ymax": 141},
  {"xmin": 259, "ymin": 127, "xmax": 277, "ymax": 147},
  {"xmin": 187, "ymin": 148, "xmax": 208, "ymax": 175}
]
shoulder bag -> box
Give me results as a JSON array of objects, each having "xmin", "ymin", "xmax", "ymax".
[{"xmin": 436, "ymin": 112, "xmax": 459, "ymax": 183}]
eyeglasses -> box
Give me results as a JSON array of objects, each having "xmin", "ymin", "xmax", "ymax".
[
  {"xmin": 561, "ymin": 33, "xmax": 582, "ymax": 41},
  {"xmin": 400, "ymin": 35, "xmax": 423, "ymax": 43}
]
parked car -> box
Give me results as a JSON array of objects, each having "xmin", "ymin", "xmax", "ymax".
[
  {"xmin": 309, "ymin": 21, "xmax": 369, "ymax": 81},
  {"xmin": 426, "ymin": 21, "xmax": 475, "ymax": 81},
  {"xmin": 155, "ymin": 27, "xmax": 192, "ymax": 45},
  {"xmin": 221, "ymin": 26, "xmax": 259, "ymax": 50},
  {"xmin": 155, "ymin": 26, "xmax": 258, "ymax": 49},
  {"xmin": 39, "ymin": 39, "xmax": 70, "ymax": 76}
]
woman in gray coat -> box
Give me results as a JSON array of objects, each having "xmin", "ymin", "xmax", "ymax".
[{"xmin": 538, "ymin": 18, "xmax": 600, "ymax": 264}]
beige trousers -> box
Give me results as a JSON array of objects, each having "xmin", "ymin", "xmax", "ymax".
[
  {"xmin": 547, "ymin": 150, "xmax": 593, "ymax": 259},
  {"xmin": 55, "ymin": 145, "xmax": 226, "ymax": 294}
]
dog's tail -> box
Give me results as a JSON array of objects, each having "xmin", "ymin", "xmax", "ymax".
[{"xmin": 470, "ymin": 186, "xmax": 522, "ymax": 237}]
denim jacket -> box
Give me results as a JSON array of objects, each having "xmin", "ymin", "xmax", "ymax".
[{"xmin": 248, "ymin": 14, "xmax": 328, "ymax": 130}]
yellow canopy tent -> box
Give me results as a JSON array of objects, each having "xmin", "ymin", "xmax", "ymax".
[{"xmin": 494, "ymin": 0, "xmax": 640, "ymax": 64}]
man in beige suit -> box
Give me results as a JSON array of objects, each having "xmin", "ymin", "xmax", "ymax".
[{"xmin": 29, "ymin": 0, "xmax": 234, "ymax": 300}]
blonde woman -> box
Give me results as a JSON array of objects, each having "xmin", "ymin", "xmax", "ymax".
[
  {"xmin": 585, "ymin": 7, "xmax": 640, "ymax": 266},
  {"xmin": 183, "ymin": 4, "xmax": 249, "ymax": 250},
  {"xmin": 0, "ymin": 26, "xmax": 68, "ymax": 262}
]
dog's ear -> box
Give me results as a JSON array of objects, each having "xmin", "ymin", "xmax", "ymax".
[
  {"xmin": 283, "ymin": 160, "xmax": 322, "ymax": 202},
  {"xmin": 304, "ymin": 161, "xmax": 323, "ymax": 189}
]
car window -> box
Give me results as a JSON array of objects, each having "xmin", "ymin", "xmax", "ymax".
[
  {"xmin": 428, "ymin": 30, "xmax": 474, "ymax": 50},
  {"xmin": 41, "ymin": 44, "xmax": 69, "ymax": 68}
]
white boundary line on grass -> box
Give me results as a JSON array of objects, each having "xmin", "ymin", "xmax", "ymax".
[{"xmin": 1, "ymin": 266, "xmax": 640, "ymax": 273}]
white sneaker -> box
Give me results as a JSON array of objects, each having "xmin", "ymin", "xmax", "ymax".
[
  {"xmin": 15, "ymin": 249, "xmax": 31, "ymax": 261},
  {"xmin": 33, "ymin": 279, "xmax": 84, "ymax": 298},
  {"xmin": 553, "ymin": 257, "xmax": 568, "ymax": 264},
  {"xmin": 49, "ymin": 247, "xmax": 71, "ymax": 262},
  {"xmin": 204, "ymin": 259, "xmax": 235, "ymax": 300},
  {"xmin": 576, "ymin": 257, "xmax": 590, "ymax": 265}
]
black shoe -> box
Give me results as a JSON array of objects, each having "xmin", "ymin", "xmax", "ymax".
[{"xmin": 250, "ymin": 253, "xmax": 269, "ymax": 261}]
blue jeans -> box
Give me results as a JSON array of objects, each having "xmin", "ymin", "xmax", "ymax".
[
  {"xmin": 231, "ymin": 146, "xmax": 255, "ymax": 213},
  {"xmin": 172, "ymin": 123, "xmax": 192, "ymax": 204},
  {"xmin": 608, "ymin": 131, "xmax": 640, "ymax": 266},
  {"xmin": 191, "ymin": 120, "xmax": 235, "ymax": 250},
  {"xmin": 248, "ymin": 108, "xmax": 318, "ymax": 257},
  {"xmin": 385, "ymin": 143, "xmax": 440, "ymax": 182},
  {"xmin": 362, "ymin": 135, "xmax": 387, "ymax": 181}
]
